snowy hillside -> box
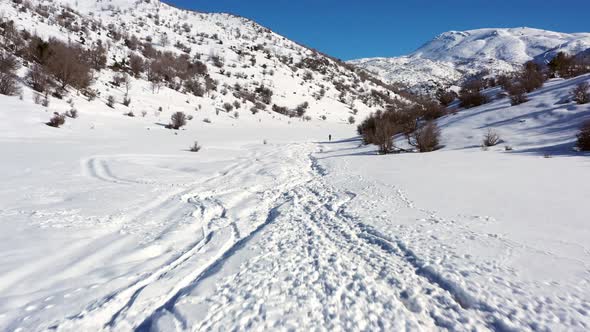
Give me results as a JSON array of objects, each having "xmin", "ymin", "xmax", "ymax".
[
  {"xmin": 1, "ymin": 1, "xmax": 590, "ymax": 331},
  {"xmin": 0, "ymin": 0, "xmax": 402, "ymax": 127},
  {"xmin": 351, "ymin": 27, "xmax": 590, "ymax": 92},
  {"xmin": 1, "ymin": 70, "xmax": 589, "ymax": 332}
]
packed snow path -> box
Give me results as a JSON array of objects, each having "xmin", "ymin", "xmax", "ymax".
[
  {"xmin": 43, "ymin": 142, "xmax": 491, "ymax": 331},
  {"xmin": 2, "ymin": 139, "xmax": 589, "ymax": 331}
]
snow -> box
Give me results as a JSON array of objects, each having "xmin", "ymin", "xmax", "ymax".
[
  {"xmin": 2, "ymin": 0, "xmax": 590, "ymax": 331},
  {"xmin": 351, "ymin": 27, "xmax": 590, "ymax": 92},
  {"xmin": 1, "ymin": 68, "xmax": 590, "ymax": 331}
]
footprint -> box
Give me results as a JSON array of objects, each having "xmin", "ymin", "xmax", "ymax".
[{"xmin": 25, "ymin": 305, "xmax": 37, "ymax": 312}]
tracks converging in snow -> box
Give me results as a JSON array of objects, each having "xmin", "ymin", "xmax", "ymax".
[
  {"xmin": 9, "ymin": 142, "xmax": 583, "ymax": 332},
  {"xmin": 46, "ymin": 142, "xmax": 500, "ymax": 331}
]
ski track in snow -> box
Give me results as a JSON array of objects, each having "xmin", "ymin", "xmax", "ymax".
[{"xmin": 6, "ymin": 142, "xmax": 589, "ymax": 332}]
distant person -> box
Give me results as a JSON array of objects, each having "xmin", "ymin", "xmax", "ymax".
[{"xmin": 329, "ymin": 134, "xmax": 332, "ymax": 142}]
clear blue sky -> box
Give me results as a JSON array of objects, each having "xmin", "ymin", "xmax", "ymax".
[{"xmin": 165, "ymin": 1, "xmax": 590, "ymax": 60}]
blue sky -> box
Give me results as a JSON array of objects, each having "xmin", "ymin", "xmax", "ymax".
[{"xmin": 166, "ymin": 1, "xmax": 590, "ymax": 60}]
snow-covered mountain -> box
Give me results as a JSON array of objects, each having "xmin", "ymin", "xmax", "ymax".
[
  {"xmin": 350, "ymin": 27, "xmax": 590, "ymax": 92},
  {"xmin": 0, "ymin": 0, "xmax": 403, "ymax": 127}
]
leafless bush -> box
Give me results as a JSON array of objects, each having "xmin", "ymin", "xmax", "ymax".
[
  {"xmin": 210, "ymin": 54, "xmax": 224, "ymax": 68},
  {"xmin": 203, "ymin": 118, "xmax": 211, "ymax": 123},
  {"xmin": 65, "ymin": 109, "xmax": 78, "ymax": 118},
  {"xmin": 106, "ymin": 95, "xmax": 115, "ymax": 108},
  {"xmin": 348, "ymin": 116, "xmax": 356, "ymax": 124},
  {"xmin": 185, "ymin": 79, "xmax": 204, "ymax": 97},
  {"xmin": 123, "ymin": 96, "xmax": 131, "ymax": 106},
  {"xmin": 358, "ymin": 110, "xmax": 414, "ymax": 154},
  {"xmin": 189, "ymin": 141, "xmax": 201, "ymax": 152},
  {"xmin": 169, "ymin": 111, "xmax": 187, "ymax": 129},
  {"xmin": 47, "ymin": 113, "xmax": 65, "ymax": 128},
  {"xmin": 577, "ymin": 121, "xmax": 590, "ymax": 151},
  {"xmin": 294, "ymin": 101, "xmax": 309, "ymax": 117},
  {"xmin": 254, "ymin": 85, "xmax": 273, "ymax": 104},
  {"xmin": 129, "ymin": 53, "xmax": 145, "ymax": 78},
  {"xmin": 418, "ymin": 100, "xmax": 446, "ymax": 120},
  {"xmin": 409, "ymin": 121, "xmax": 441, "ymax": 152},
  {"xmin": 459, "ymin": 79, "xmax": 488, "ymax": 108},
  {"xmin": 46, "ymin": 39, "xmax": 92, "ymax": 90},
  {"xmin": 549, "ymin": 52, "xmax": 589, "ymax": 78},
  {"xmin": 0, "ymin": 51, "xmax": 20, "ymax": 96},
  {"xmin": 482, "ymin": 128, "xmax": 501, "ymax": 147},
  {"xmin": 436, "ymin": 89, "xmax": 457, "ymax": 106},
  {"xmin": 41, "ymin": 93, "xmax": 50, "ymax": 107},
  {"xmin": 572, "ymin": 82, "xmax": 590, "ymax": 105},
  {"xmin": 26, "ymin": 64, "xmax": 51, "ymax": 93},
  {"xmin": 508, "ymin": 85, "xmax": 529, "ymax": 106},
  {"xmin": 272, "ymin": 104, "xmax": 288, "ymax": 116},
  {"xmin": 223, "ymin": 102, "xmax": 234, "ymax": 112},
  {"xmin": 519, "ymin": 61, "xmax": 546, "ymax": 93}
]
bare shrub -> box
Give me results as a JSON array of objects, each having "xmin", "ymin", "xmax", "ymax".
[
  {"xmin": 223, "ymin": 102, "xmax": 234, "ymax": 112},
  {"xmin": 577, "ymin": 121, "xmax": 590, "ymax": 151},
  {"xmin": 418, "ymin": 100, "xmax": 446, "ymax": 120},
  {"xmin": 210, "ymin": 54, "xmax": 224, "ymax": 68},
  {"xmin": 519, "ymin": 61, "xmax": 545, "ymax": 93},
  {"xmin": 65, "ymin": 109, "xmax": 78, "ymax": 118},
  {"xmin": 41, "ymin": 93, "xmax": 50, "ymax": 107},
  {"xmin": 46, "ymin": 39, "xmax": 92, "ymax": 90},
  {"xmin": 272, "ymin": 104, "xmax": 288, "ymax": 116},
  {"xmin": 254, "ymin": 85, "xmax": 273, "ymax": 104},
  {"xmin": 548, "ymin": 52, "xmax": 588, "ymax": 78},
  {"xmin": 106, "ymin": 95, "xmax": 115, "ymax": 108},
  {"xmin": 482, "ymin": 128, "xmax": 501, "ymax": 147},
  {"xmin": 27, "ymin": 64, "xmax": 51, "ymax": 92},
  {"xmin": 189, "ymin": 141, "xmax": 201, "ymax": 152},
  {"xmin": 203, "ymin": 118, "xmax": 211, "ymax": 123},
  {"xmin": 358, "ymin": 110, "xmax": 415, "ymax": 154},
  {"xmin": 129, "ymin": 53, "xmax": 145, "ymax": 78},
  {"xmin": 572, "ymin": 82, "xmax": 590, "ymax": 105},
  {"xmin": 459, "ymin": 80, "xmax": 488, "ymax": 108},
  {"xmin": 508, "ymin": 85, "xmax": 529, "ymax": 106},
  {"xmin": 169, "ymin": 111, "xmax": 187, "ymax": 129},
  {"xmin": 185, "ymin": 79, "xmax": 204, "ymax": 97},
  {"xmin": 436, "ymin": 89, "xmax": 457, "ymax": 106},
  {"xmin": 294, "ymin": 101, "xmax": 309, "ymax": 117},
  {"xmin": 348, "ymin": 116, "xmax": 356, "ymax": 124},
  {"xmin": 0, "ymin": 51, "xmax": 20, "ymax": 96},
  {"xmin": 409, "ymin": 121, "xmax": 441, "ymax": 152},
  {"xmin": 123, "ymin": 96, "xmax": 131, "ymax": 106},
  {"xmin": 47, "ymin": 113, "xmax": 65, "ymax": 128}
]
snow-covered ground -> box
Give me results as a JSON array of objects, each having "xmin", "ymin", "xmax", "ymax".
[{"xmin": 1, "ymin": 72, "xmax": 590, "ymax": 331}]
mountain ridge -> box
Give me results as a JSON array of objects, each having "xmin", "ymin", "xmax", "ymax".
[{"xmin": 350, "ymin": 27, "xmax": 590, "ymax": 92}]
